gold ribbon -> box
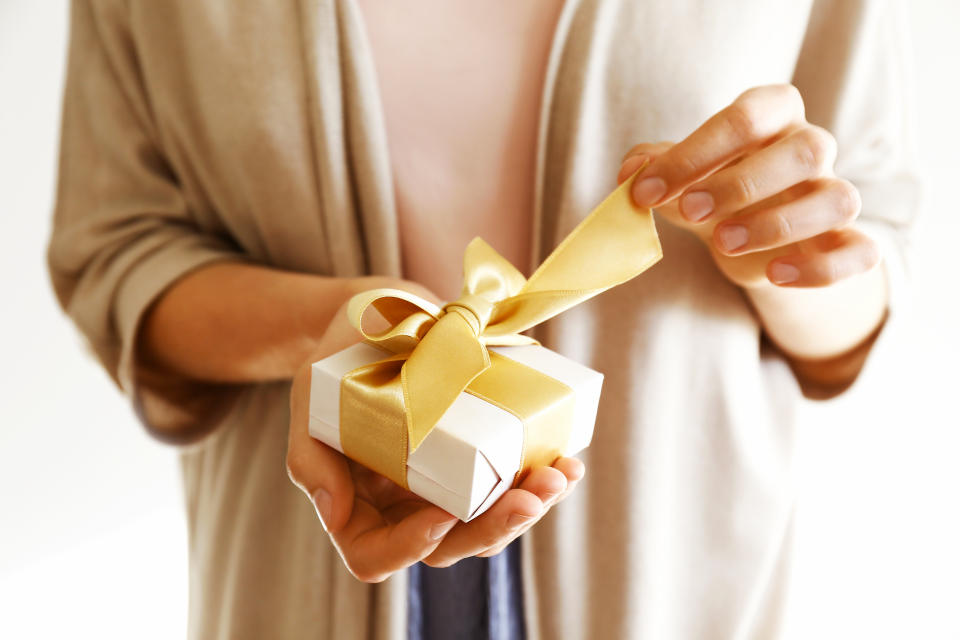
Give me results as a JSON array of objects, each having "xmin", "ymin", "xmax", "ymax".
[{"xmin": 339, "ymin": 170, "xmax": 662, "ymax": 489}]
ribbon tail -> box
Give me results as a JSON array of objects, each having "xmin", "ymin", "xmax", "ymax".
[
  {"xmin": 401, "ymin": 312, "xmax": 491, "ymax": 452},
  {"xmin": 484, "ymin": 169, "xmax": 663, "ymax": 337}
]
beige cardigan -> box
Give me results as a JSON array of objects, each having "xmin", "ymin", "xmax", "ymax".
[{"xmin": 49, "ymin": 1, "xmax": 917, "ymax": 638}]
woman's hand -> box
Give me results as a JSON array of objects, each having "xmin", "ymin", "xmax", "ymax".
[
  {"xmin": 617, "ymin": 84, "xmax": 879, "ymax": 290},
  {"xmin": 286, "ymin": 278, "xmax": 585, "ymax": 582}
]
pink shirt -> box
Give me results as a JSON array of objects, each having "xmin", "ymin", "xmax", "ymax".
[{"xmin": 355, "ymin": 1, "xmax": 565, "ymax": 301}]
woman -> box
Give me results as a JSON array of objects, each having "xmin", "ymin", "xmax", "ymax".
[{"xmin": 48, "ymin": 0, "xmax": 915, "ymax": 638}]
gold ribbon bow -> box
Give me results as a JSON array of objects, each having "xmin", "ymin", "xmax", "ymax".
[{"xmin": 339, "ymin": 171, "xmax": 662, "ymax": 489}]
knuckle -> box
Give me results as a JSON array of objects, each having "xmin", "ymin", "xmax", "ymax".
[
  {"xmin": 285, "ymin": 452, "xmax": 303, "ymax": 483},
  {"xmin": 781, "ymin": 84, "xmax": 805, "ymax": 113},
  {"xmin": 736, "ymin": 85, "xmax": 765, "ymax": 104},
  {"xmin": 770, "ymin": 210, "xmax": 794, "ymax": 243},
  {"xmin": 823, "ymin": 256, "xmax": 841, "ymax": 284},
  {"xmin": 756, "ymin": 83, "xmax": 805, "ymax": 118},
  {"xmin": 831, "ymin": 179, "xmax": 862, "ymax": 221},
  {"xmin": 621, "ymin": 144, "xmax": 647, "ymax": 162},
  {"xmin": 674, "ymin": 151, "xmax": 701, "ymax": 178},
  {"xmin": 849, "ymin": 232, "xmax": 881, "ymax": 273},
  {"xmin": 731, "ymin": 85, "xmax": 805, "ymax": 137},
  {"xmin": 479, "ymin": 530, "xmax": 504, "ymax": 550},
  {"xmin": 725, "ymin": 99, "xmax": 763, "ymax": 142},
  {"xmin": 861, "ymin": 237, "xmax": 882, "ymax": 270},
  {"xmin": 780, "ymin": 83, "xmax": 801, "ymax": 97},
  {"xmin": 795, "ymin": 126, "xmax": 836, "ymax": 173},
  {"xmin": 732, "ymin": 171, "xmax": 760, "ymax": 204}
]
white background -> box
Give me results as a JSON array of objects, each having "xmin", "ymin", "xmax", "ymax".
[{"xmin": 1, "ymin": 1, "xmax": 957, "ymax": 638}]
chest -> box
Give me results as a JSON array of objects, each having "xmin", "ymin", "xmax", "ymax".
[
  {"xmin": 135, "ymin": 0, "xmax": 814, "ymax": 274},
  {"xmin": 354, "ymin": 0, "xmax": 566, "ymax": 297},
  {"xmin": 353, "ymin": 1, "xmax": 561, "ymax": 155}
]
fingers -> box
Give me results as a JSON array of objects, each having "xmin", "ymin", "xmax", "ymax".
[
  {"xmin": 424, "ymin": 458, "xmax": 586, "ymax": 567},
  {"xmin": 550, "ymin": 456, "xmax": 586, "ymax": 494},
  {"xmin": 422, "ymin": 489, "xmax": 541, "ymax": 568},
  {"xmin": 517, "ymin": 461, "xmax": 571, "ymax": 506},
  {"xmin": 504, "ymin": 457, "xmax": 584, "ymax": 536},
  {"xmin": 331, "ymin": 501, "xmax": 457, "ymax": 583},
  {"xmin": 287, "ymin": 367, "xmax": 356, "ymax": 532},
  {"xmin": 422, "ymin": 466, "xmax": 566, "ymax": 568},
  {"xmin": 712, "ymin": 178, "xmax": 861, "ymax": 256},
  {"xmin": 631, "ymin": 84, "xmax": 806, "ymax": 207},
  {"xmin": 617, "ymin": 86, "xmax": 870, "ymax": 292},
  {"xmin": 618, "ymin": 142, "xmax": 674, "ymax": 184},
  {"xmin": 475, "ymin": 457, "xmax": 586, "ymax": 558},
  {"xmin": 332, "ymin": 459, "xmax": 583, "ymax": 579},
  {"xmin": 677, "ymin": 125, "xmax": 837, "ymax": 223},
  {"xmin": 767, "ymin": 228, "xmax": 880, "ymax": 287},
  {"xmin": 288, "ymin": 363, "xmax": 460, "ymax": 583}
]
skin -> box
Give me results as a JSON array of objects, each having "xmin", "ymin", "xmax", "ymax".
[
  {"xmin": 617, "ymin": 84, "xmax": 888, "ymax": 393},
  {"xmin": 141, "ymin": 267, "xmax": 584, "ymax": 583},
  {"xmin": 140, "ymin": 83, "xmax": 887, "ymax": 583},
  {"xmin": 285, "ymin": 296, "xmax": 584, "ymax": 581}
]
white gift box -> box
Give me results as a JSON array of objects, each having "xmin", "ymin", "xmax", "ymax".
[{"xmin": 308, "ymin": 342, "xmax": 603, "ymax": 521}]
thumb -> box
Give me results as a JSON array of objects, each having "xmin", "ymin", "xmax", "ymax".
[
  {"xmin": 295, "ymin": 442, "xmax": 355, "ymax": 533},
  {"xmin": 288, "ymin": 366, "xmax": 356, "ymax": 533}
]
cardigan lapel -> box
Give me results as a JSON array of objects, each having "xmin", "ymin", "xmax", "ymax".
[
  {"xmin": 298, "ymin": 0, "xmax": 403, "ymax": 279},
  {"xmin": 300, "ymin": 0, "xmax": 598, "ymax": 284}
]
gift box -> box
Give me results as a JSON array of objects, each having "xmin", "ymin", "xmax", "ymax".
[
  {"xmin": 309, "ymin": 341, "xmax": 603, "ymax": 521},
  {"xmin": 307, "ymin": 169, "xmax": 661, "ymax": 521}
]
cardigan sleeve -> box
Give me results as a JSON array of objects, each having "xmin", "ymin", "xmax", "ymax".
[
  {"xmin": 47, "ymin": 0, "xmax": 248, "ymax": 443},
  {"xmin": 787, "ymin": 0, "xmax": 919, "ymax": 397}
]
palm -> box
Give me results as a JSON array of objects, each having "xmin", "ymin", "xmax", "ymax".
[
  {"xmin": 287, "ymin": 278, "xmax": 584, "ymax": 582},
  {"xmin": 347, "ymin": 459, "xmax": 437, "ymax": 526}
]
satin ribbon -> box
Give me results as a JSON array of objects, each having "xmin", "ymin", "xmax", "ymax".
[{"xmin": 339, "ymin": 170, "xmax": 662, "ymax": 489}]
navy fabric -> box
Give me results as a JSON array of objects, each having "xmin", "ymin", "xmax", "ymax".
[{"xmin": 407, "ymin": 540, "xmax": 526, "ymax": 640}]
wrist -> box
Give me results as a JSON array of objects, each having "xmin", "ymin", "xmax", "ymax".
[
  {"xmin": 778, "ymin": 310, "xmax": 888, "ymax": 398},
  {"xmin": 743, "ymin": 263, "xmax": 889, "ymax": 394},
  {"xmin": 745, "ymin": 265, "xmax": 888, "ymax": 360}
]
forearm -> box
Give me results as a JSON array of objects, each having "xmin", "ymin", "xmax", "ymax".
[
  {"xmin": 745, "ymin": 262, "xmax": 888, "ymax": 389},
  {"xmin": 139, "ymin": 262, "xmax": 370, "ymax": 384}
]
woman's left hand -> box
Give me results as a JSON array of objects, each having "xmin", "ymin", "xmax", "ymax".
[{"xmin": 617, "ymin": 84, "xmax": 879, "ymax": 290}]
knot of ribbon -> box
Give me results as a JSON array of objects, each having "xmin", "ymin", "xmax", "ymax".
[{"xmin": 338, "ymin": 171, "xmax": 662, "ymax": 489}]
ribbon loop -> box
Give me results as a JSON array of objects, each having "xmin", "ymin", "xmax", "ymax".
[
  {"xmin": 347, "ymin": 287, "xmax": 441, "ymax": 353},
  {"xmin": 342, "ymin": 169, "xmax": 662, "ymax": 485}
]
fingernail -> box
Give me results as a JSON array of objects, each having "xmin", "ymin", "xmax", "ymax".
[
  {"xmin": 717, "ymin": 224, "xmax": 749, "ymax": 252},
  {"xmin": 770, "ymin": 262, "xmax": 800, "ymax": 284},
  {"xmin": 618, "ymin": 155, "xmax": 647, "ymax": 182},
  {"xmin": 429, "ymin": 519, "xmax": 457, "ymax": 541},
  {"xmin": 632, "ymin": 176, "xmax": 668, "ymax": 206},
  {"xmin": 311, "ymin": 488, "xmax": 332, "ymax": 531},
  {"xmin": 680, "ymin": 191, "xmax": 714, "ymax": 222},
  {"xmin": 507, "ymin": 512, "xmax": 537, "ymax": 531}
]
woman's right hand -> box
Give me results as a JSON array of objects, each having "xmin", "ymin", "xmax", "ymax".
[{"xmin": 286, "ymin": 278, "xmax": 585, "ymax": 583}]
